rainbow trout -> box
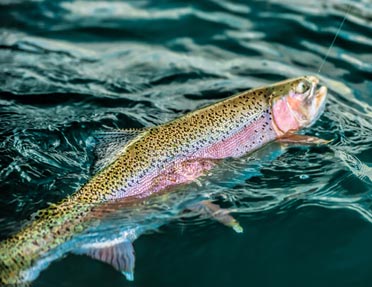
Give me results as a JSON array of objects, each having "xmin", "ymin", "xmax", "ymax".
[{"xmin": 0, "ymin": 76, "xmax": 327, "ymax": 285}]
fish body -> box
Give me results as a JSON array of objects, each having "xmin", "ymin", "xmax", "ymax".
[{"xmin": 0, "ymin": 76, "xmax": 327, "ymax": 285}]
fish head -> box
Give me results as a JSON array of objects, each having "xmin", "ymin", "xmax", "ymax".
[{"xmin": 270, "ymin": 75, "xmax": 327, "ymax": 136}]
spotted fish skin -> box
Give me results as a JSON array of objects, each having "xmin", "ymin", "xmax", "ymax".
[{"xmin": 0, "ymin": 76, "xmax": 327, "ymax": 285}]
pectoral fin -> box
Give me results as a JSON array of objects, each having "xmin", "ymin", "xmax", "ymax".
[
  {"xmin": 278, "ymin": 134, "xmax": 332, "ymax": 145},
  {"xmin": 75, "ymin": 240, "xmax": 135, "ymax": 281},
  {"xmin": 188, "ymin": 200, "xmax": 243, "ymax": 233}
]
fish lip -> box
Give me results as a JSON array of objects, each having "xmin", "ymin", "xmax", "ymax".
[
  {"xmin": 307, "ymin": 85, "xmax": 327, "ymax": 127},
  {"xmin": 305, "ymin": 76, "xmax": 327, "ymax": 121},
  {"xmin": 305, "ymin": 75, "xmax": 319, "ymax": 100},
  {"xmin": 305, "ymin": 75, "xmax": 320, "ymax": 87},
  {"xmin": 317, "ymin": 85, "xmax": 327, "ymax": 99},
  {"xmin": 316, "ymin": 85, "xmax": 327, "ymax": 110}
]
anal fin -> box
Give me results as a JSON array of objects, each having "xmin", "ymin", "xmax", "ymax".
[
  {"xmin": 75, "ymin": 240, "xmax": 135, "ymax": 281},
  {"xmin": 188, "ymin": 200, "xmax": 243, "ymax": 233}
]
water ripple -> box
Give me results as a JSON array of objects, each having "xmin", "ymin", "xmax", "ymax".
[{"xmin": 0, "ymin": 0, "xmax": 371, "ymax": 285}]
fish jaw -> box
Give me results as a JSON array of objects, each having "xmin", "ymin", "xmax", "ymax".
[{"xmin": 270, "ymin": 76, "xmax": 328, "ymax": 136}]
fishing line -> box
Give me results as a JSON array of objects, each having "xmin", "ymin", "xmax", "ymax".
[{"xmin": 318, "ymin": 3, "xmax": 352, "ymax": 73}]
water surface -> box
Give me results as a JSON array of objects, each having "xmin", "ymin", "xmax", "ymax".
[{"xmin": 0, "ymin": 0, "xmax": 372, "ymax": 286}]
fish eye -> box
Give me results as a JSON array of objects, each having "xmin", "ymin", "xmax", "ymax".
[{"xmin": 295, "ymin": 81, "xmax": 310, "ymax": 94}]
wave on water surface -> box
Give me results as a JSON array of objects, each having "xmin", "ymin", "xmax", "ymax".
[{"xmin": 0, "ymin": 0, "xmax": 371, "ymax": 286}]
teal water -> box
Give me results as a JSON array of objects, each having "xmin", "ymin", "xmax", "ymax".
[{"xmin": 1, "ymin": 0, "xmax": 372, "ymax": 286}]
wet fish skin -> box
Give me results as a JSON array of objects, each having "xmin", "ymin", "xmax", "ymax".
[{"xmin": 0, "ymin": 76, "xmax": 327, "ymax": 285}]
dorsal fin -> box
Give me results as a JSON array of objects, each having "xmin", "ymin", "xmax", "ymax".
[{"xmin": 91, "ymin": 128, "xmax": 145, "ymax": 174}]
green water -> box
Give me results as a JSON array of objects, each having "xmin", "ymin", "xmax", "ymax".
[{"xmin": 0, "ymin": 0, "xmax": 372, "ymax": 286}]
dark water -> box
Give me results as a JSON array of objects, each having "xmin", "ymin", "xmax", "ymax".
[{"xmin": 1, "ymin": 0, "xmax": 372, "ymax": 286}]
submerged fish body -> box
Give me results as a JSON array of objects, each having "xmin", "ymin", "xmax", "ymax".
[{"xmin": 0, "ymin": 76, "xmax": 327, "ymax": 285}]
